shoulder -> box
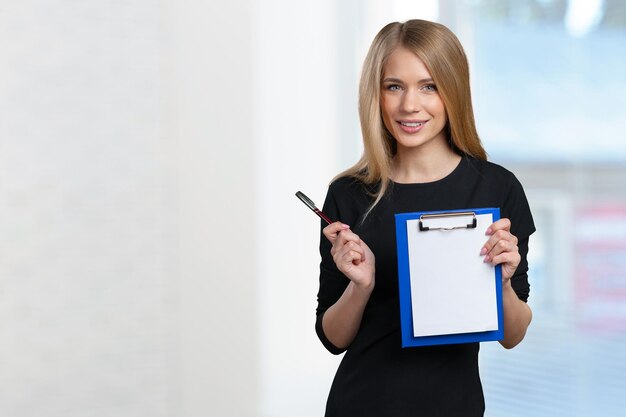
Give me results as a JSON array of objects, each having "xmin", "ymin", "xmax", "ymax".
[
  {"xmin": 464, "ymin": 157, "xmax": 525, "ymax": 192},
  {"xmin": 328, "ymin": 175, "xmax": 359, "ymax": 192},
  {"xmin": 324, "ymin": 175, "xmax": 375, "ymax": 223},
  {"xmin": 465, "ymin": 157, "xmax": 518, "ymax": 182},
  {"xmin": 466, "ymin": 158, "xmax": 535, "ymax": 237},
  {"xmin": 327, "ymin": 174, "xmax": 376, "ymax": 199}
]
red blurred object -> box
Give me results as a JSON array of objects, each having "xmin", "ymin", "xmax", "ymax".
[{"xmin": 575, "ymin": 203, "xmax": 626, "ymax": 333}]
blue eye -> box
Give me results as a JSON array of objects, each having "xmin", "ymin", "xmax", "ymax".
[
  {"xmin": 385, "ymin": 84, "xmax": 402, "ymax": 91},
  {"xmin": 422, "ymin": 84, "xmax": 437, "ymax": 92}
]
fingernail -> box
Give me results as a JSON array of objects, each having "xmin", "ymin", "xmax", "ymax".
[
  {"xmin": 483, "ymin": 256, "xmax": 490, "ymax": 263},
  {"xmin": 485, "ymin": 228, "xmax": 492, "ymax": 235},
  {"xmin": 342, "ymin": 224, "xmax": 350, "ymax": 229},
  {"xmin": 480, "ymin": 247, "xmax": 487, "ymax": 256}
]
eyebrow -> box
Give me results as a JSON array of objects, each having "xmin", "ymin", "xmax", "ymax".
[{"xmin": 382, "ymin": 77, "xmax": 434, "ymax": 84}]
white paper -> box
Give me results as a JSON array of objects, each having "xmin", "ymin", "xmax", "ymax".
[{"xmin": 406, "ymin": 213, "xmax": 498, "ymax": 337}]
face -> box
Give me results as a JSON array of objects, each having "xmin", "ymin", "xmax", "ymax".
[{"xmin": 380, "ymin": 46, "xmax": 448, "ymax": 153}]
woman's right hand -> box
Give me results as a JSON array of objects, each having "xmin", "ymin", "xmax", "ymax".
[{"xmin": 323, "ymin": 222, "xmax": 375, "ymax": 290}]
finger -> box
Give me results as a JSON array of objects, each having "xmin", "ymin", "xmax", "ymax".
[
  {"xmin": 484, "ymin": 237, "xmax": 517, "ymax": 261},
  {"xmin": 489, "ymin": 250, "xmax": 521, "ymax": 268},
  {"xmin": 484, "ymin": 240, "xmax": 518, "ymax": 263},
  {"xmin": 323, "ymin": 222, "xmax": 350, "ymax": 243},
  {"xmin": 484, "ymin": 230, "xmax": 515, "ymax": 253},
  {"xmin": 334, "ymin": 243, "xmax": 365, "ymax": 268},
  {"xmin": 335, "ymin": 247, "xmax": 365, "ymax": 270},
  {"xmin": 336, "ymin": 228, "xmax": 362, "ymax": 245},
  {"xmin": 331, "ymin": 229, "xmax": 353, "ymax": 257},
  {"xmin": 346, "ymin": 249, "xmax": 365, "ymax": 266},
  {"xmin": 335, "ymin": 229, "xmax": 366, "ymax": 261},
  {"xmin": 334, "ymin": 241, "xmax": 365, "ymax": 265},
  {"xmin": 485, "ymin": 218, "xmax": 512, "ymax": 236},
  {"xmin": 480, "ymin": 229, "xmax": 516, "ymax": 256}
]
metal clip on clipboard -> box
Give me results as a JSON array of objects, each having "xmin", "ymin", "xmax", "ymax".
[{"xmin": 418, "ymin": 211, "xmax": 477, "ymax": 232}]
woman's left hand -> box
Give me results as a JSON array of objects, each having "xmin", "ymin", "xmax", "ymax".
[{"xmin": 481, "ymin": 218, "xmax": 520, "ymax": 283}]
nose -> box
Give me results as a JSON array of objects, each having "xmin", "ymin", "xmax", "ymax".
[{"xmin": 401, "ymin": 90, "xmax": 421, "ymax": 113}]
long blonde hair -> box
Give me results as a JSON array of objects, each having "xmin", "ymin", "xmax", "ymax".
[{"xmin": 336, "ymin": 19, "xmax": 486, "ymax": 214}]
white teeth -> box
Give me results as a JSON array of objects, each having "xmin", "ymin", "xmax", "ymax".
[{"xmin": 401, "ymin": 122, "xmax": 423, "ymax": 127}]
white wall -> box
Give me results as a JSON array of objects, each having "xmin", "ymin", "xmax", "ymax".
[
  {"xmin": 0, "ymin": 0, "xmax": 263, "ymax": 416},
  {"xmin": 253, "ymin": 1, "xmax": 343, "ymax": 415},
  {"xmin": 170, "ymin": 0, "xmax": 260, "ymax": 416},
  {"xmin": 0, "ymin": 1, "xmax": 177, "ymax": 416}
]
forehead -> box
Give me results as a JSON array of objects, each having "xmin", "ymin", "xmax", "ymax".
[{"xmin": 382, "ymin": 46, "xmax": 431, "ymax": 79}]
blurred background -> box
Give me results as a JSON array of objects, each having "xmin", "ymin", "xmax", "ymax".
[{"xmin": 1, "ymin": 0, "xmax": 625, "ymax": 416}]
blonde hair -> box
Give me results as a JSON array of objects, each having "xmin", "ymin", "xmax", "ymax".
[{"xmin": 336, "ymin": 19, "xmax": 486, "ymax": 215}]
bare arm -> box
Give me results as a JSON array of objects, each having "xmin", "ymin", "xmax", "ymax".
[{"xmin": 499, "ymin": 281, "xmax": 532, "ymax": 349}]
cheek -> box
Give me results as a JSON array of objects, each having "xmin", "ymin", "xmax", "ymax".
[
  {"xmin": 439, "ymin": 106, "xmax": 448, "ymax": 124},
  {"xmin": 430, "ymin": 98, "xmax": 447, "ymax": 122}
]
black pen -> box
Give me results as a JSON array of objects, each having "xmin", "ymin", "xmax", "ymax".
[{"xmin": 295, "ymin": 191, "xmax": 333, "ymax": 225}]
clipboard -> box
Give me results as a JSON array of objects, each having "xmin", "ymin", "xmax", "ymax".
[{"xmin": 395, "ymin": 208, "xmax": 504, "ymax": 347}]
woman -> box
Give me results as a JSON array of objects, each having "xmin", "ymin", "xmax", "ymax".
[{"xmin": 316, "ymin": 20, "xmax": 535, "ymax": 416}]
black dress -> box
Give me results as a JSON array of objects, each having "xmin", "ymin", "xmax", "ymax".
[{"xmin": 316, "ymin": 156, "xmax": 535, "ymax": 416}]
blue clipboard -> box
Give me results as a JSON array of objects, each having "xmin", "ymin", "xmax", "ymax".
[{"xmin": 395, "ymin": 208, "xmax": 504, "ymax": 347}]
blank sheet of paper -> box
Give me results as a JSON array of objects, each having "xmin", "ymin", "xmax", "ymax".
[{"xmin": 405, "ymin": 213, "xmax": 498, "ymax": 337}]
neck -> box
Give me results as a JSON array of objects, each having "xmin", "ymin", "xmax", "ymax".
[{"xmin": 391, "ymin": 141, "xmax": 461, "ymax": 184}]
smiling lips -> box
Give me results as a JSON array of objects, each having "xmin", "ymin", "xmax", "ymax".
[{"xmin": 398, "ymin": 120, "xmax": 428, "ymax": 133}]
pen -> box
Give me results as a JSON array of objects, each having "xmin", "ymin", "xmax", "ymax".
[{"xmin": 295, "ymin": 191, "xmax": 333, "ymax": 225}]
